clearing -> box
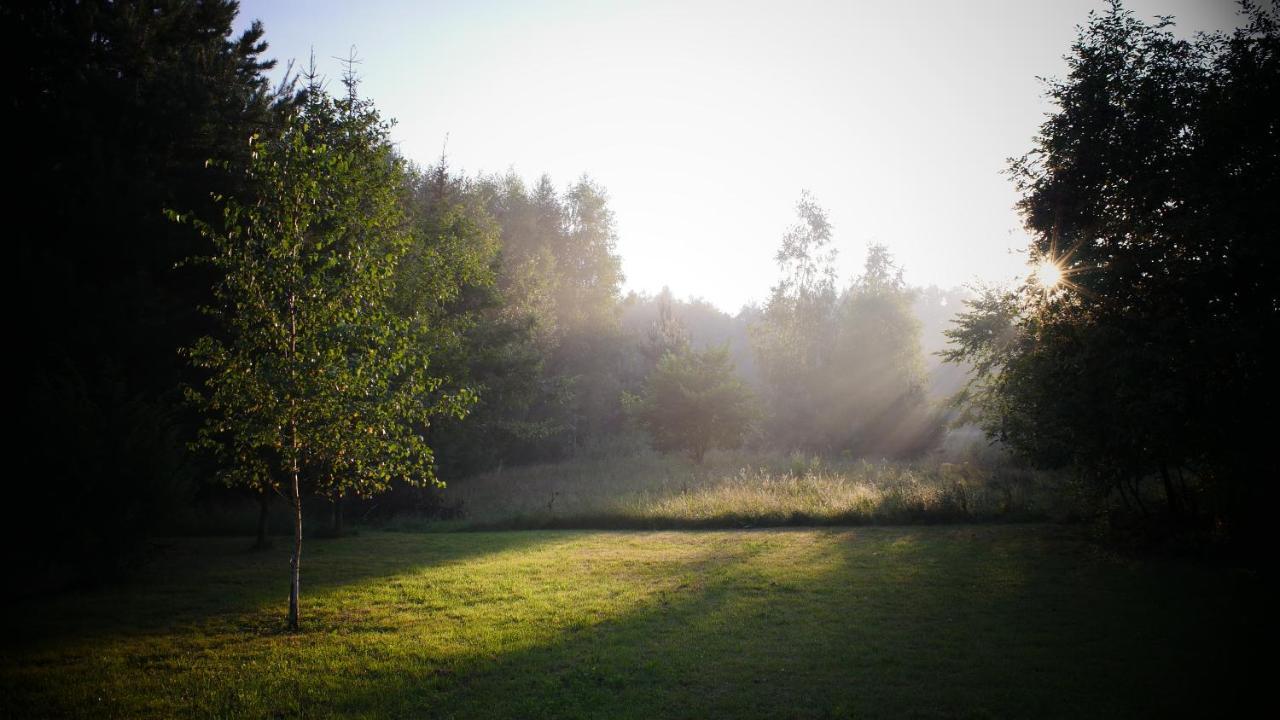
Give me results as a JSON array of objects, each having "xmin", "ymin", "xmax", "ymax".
[{"xmin": 1, "ymin": 525, "xmax": 1259, "ymax": 718}]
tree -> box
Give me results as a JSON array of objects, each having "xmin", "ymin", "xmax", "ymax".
[
  {"xmin": 822, "ymin": 245, "xmax": 938, "ymax": 457},
  {"xmin": 750, "ymin": 192, "xmax": 839, "ymax": 449},
  {"xmin": 469, "ymin": 172, "xmax": 627, "ymax": 460},
  {"xmin": 641, "ymin": 287, "xmax": 692, "ymax": 371},
  {"xmin": 628, "ymin": 346, "xmax": 758, "ymax": 463},
  {"xmin": 398, "ymin": 162, "xmax": 552, "ymax": 479},
  {"xmin": 7, "ymin": 0, "xmax": 284, "ymax": 583},
  {"xmin": 945, "ymin": 1, "xmax": 1279, "ymax": 539},
  {"xmin": 752, "ymin": 195, "xmax": 940, "ymax": 456},
  {"xmin": 182, "ymin": 75, "xmax": 472, "ymax": 629},
  {"xmin": 558, "ymin": 177, "xmax": 626, "ymax": 332}
]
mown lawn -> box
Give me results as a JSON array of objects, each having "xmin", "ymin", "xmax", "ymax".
[{"xmin": 1, "ymin": 526, "xmax": 1260, "ymax": 719}]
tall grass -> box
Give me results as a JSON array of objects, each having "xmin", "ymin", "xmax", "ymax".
[{"xmin": 386, "ymin": 447, "xmax": 1069, "ymax": 531}]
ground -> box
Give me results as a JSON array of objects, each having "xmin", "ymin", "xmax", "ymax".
[{"xmin": 1, "ymin": 526, "xmax": 1260, "ymax": 719}]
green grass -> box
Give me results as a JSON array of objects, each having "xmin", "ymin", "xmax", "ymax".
[
  {"xmin": 420, "ymin": 448, "xmax": 1071, "ymax": 530},
  {"xmin": 2, "ymin": 526, "xmax": 1259, "ymax": 718}
]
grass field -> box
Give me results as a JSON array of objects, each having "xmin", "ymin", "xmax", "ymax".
[{"xmin": 1, "ymin": 525, "xmax": 1260, "ymax": 719}]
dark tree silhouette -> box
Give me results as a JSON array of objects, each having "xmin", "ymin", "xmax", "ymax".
[
  {"xmin": 946, "ymin": 1, "xmax": 1279, "ymax": 542},
  {"xmin": 7, "ymin": 0, "xmax": 285, "ymax": 583}
]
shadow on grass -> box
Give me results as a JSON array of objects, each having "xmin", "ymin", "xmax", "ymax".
[
  {"xmin": 1, "ymin": 530, "xmax": 565, "ymax": 648},
  {"xmin": 4, "ymin": 526, "xmax": 1262, "ymax": 719},
  {"xmin": 325, "ymin": 526, "xmax": 1259, "ymax": 719}
]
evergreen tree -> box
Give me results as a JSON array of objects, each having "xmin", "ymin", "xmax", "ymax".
[
  {"xmin": 401, "ymin": 163, "xmax": 551, "ymax": 479},
  {"xmin": 8, "ymin": 0, "xmax": 284, "ymax": 581},
  {"xmin": 629, "ymin": 347, "xmax": 758, "ymax": 463}
]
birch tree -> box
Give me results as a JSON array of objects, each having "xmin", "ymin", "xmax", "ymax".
[{"xmin": 181, "ymin": 76, "xmax": 472, "ymax": 630}]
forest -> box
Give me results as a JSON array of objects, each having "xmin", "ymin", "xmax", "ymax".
[{"xmin": 3, "ymin": 1, "xmax": 1274, "ymax": 717}]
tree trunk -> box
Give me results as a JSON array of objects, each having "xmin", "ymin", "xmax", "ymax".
[
  {"xmin": 332, "ymin": 493, "xmax": 344, "ymax": 536},
  {"xmin": 1130, "ymin": 476, "xmax": 1149, "ymax": 518},
  {"xmin": 287, "ymin": 290, "xmax": 301, "ymax": 631},
  {"xmin": 1159, "ymin": 461, "xmax": 1181, "ymax": 524},
  {"xmin": 1176, "ymin": 465, "xmax": 1198, "ymax": 517},
  {"xmin": 254, "ymin": 492, "xmax": 271, "ymax": 549},
  {"xmin": 1114, "ymin": 476, "xmax": 1134, "ymax": 512},
  {"xmin": 288, "ymin": 463, "xmax": 302, "ymax": 631}
]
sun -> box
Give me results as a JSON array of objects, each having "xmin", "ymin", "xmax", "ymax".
[{"xmin": 1032, "ymin": 258, "xmax": 1064, "ymax": 289}]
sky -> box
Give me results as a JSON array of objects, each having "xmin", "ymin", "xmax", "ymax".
[{"xmin": 234, "ymin": 0, "xmax": 1243, "ymax": 312}]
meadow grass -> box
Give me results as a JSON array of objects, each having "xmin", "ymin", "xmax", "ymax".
[
  {"xmin": 414, "ymin": 448, "xmax": 1070, "ymax": 531},
  {"xmin": 2, "ymin": 526, "xmax": 1260, "ymax": 718}
]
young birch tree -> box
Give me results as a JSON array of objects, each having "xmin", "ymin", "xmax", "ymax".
[{"xmin": 181, "ymin": 76, "xmax": 472, "ymax": 630}]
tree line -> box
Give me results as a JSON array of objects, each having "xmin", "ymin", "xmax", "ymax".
[
  {"xmin": 5, "ymin": 0, "xmax": 937, "ymax": 593},
  {"xmin": 8, "ymin": 0, "xmax": 1276, "ymax": 608}
]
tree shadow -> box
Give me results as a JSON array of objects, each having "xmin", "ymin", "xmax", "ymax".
[
  {"xmin": 321, "ymin": 526, "xmax": 1258, "ymax": 718},
  {"xmin": 2, "ymin": 530, "xmax": 566, "ymax": 648}
]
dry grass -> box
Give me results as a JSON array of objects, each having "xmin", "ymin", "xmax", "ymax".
[{"xmin": 407, "ymin": 447, "xmax": 1068, "ymax": 530}]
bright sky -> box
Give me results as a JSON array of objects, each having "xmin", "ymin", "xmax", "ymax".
[{"xmin": 236, "ymin": 0, "xmax": 1241, "ymax": 312}]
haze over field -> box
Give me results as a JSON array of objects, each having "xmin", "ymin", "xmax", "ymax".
[{"xmin": 237, "ymin": 0, "xmax": 1240, "ymax": 310}]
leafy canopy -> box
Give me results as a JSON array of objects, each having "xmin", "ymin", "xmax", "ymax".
[{"xmin": 182, "ymin": 74, "xmax": 474, "ymax": 502}]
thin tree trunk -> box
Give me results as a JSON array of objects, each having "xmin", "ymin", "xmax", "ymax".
[
  {"xmin": 1159, "ymin": 461, "xmax": 1181, "ymax": 523},
  {"xmin": 1130, "ymin": 476, "xmax": 1149, "ymax": 518},
  {"xmin": 1114, "ymin": 476, "xmax": 1134, "ymax": 512},
  {"xmin": 1176, "ymin": 465, "xmax": 1198, "ymax": 517},
  {"xmin": 289, "ymin": 456, "xmax": 302, "ymax": 631},
  {"xmin": 254, "ymin": 492, "xmax": 271, "ymax": 549},
  {"xmin": 287, "ymin": 289, "xmax": 302, "ymax": 632},
  {"xmin": 332, "ymin": 492, "xmax": 344, "ymax": 536}
]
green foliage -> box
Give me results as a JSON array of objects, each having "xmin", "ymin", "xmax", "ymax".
[
  {"xmin": 180, "ymin": 74, "xmax": 475, "ymax": 624},
  {"xmin": 186, "ymin": 78, "xmax": 471, "ymax": 500},
  {"xmin": 945, "ymin": 1, "xmax": 1279, "ymax": 539},
  {"xmin": 399, "ymin": 163, "xmax": 553, "ymax": 477},
  {"xmin": 752, "ymin": 193, "xmax": 838, "ymax": 411},
  {"xmin": 559, "ymin": 177, "xmax": 627, "ymax": 333},
  {"xmin": 394, "ymin": 163, "xmax": 501, "ymax": 333},
  {"xmin": 470, "ymin": 172, "xmax": 628, "ymax": 460},
  {"xmin": 821, "ymin": 246, "xmax": 937, "ymax": 455},
  {"xmin": 628, "ymin": 347, "xmax": 758, "ymax": 462},
  {"xmin": 621, "ymin": 290, "xmax": 760, "ymax": 387}
]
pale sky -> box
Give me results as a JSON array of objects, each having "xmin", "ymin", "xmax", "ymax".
[{"xmin": 236, "ymin": 0, "xmax": 1241, "ymax": 312}]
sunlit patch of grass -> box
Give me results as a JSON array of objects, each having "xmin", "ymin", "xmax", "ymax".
[
  {"xmin": 0, "ymin": 527, "xmax": 1260, "ymax": 718},
  {"xmin": 424, "ymin": 449, "xmax": 1066, "ymax": 530}
]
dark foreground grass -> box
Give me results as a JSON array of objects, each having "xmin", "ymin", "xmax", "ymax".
[{"xmin": 1, "ymin": 526, "xmax": 1261, "ymax": 719}]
